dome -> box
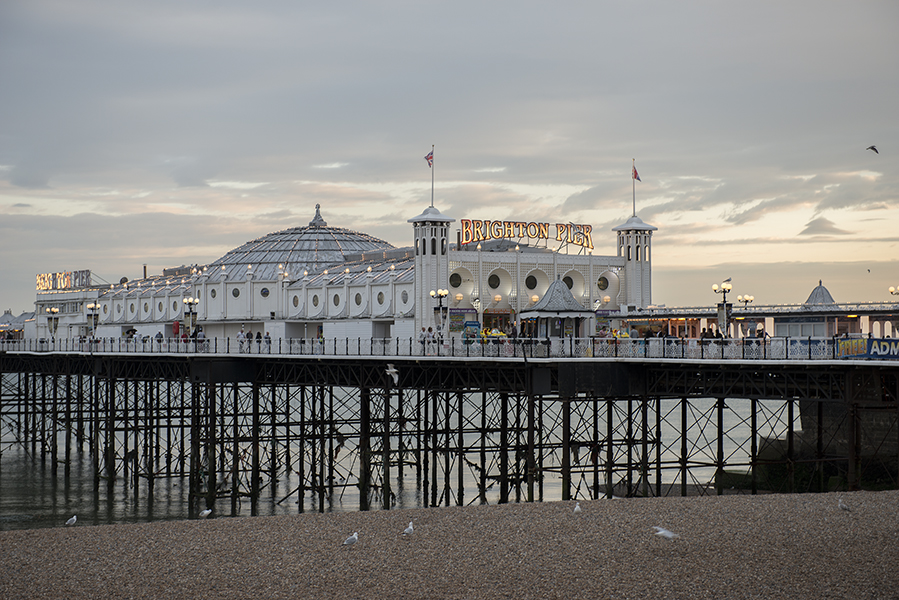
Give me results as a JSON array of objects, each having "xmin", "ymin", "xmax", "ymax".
[
  {"xmin": 204, "ymin": 205, "xmax": 395, "ymax": 282},
  {"xmin": 804, "ymin": 280, "xmax": 836, "ymax": 305}
]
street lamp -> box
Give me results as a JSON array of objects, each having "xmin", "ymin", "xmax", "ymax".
[
  {"xmin": 182, "ymin": 296, "xmax": 200, "ymax": 337},
  {"xmin": 890, "ymin": 286, "xmax": 899, "ymax": 297},
  {"xmin": 86, "ymin": 302, "xmax": 100, "ymax": 338},
  {"xmin": 430, "ymin": 288, "xmax": 449, "ymax": 331},
  {"xmin": 45, "ymin": 306, "xmax": 59, "ymax": 339},
  {"xmin": 712, "ymin": 280, "xmax": 733, "ymax": 337},
  {"xmin": 712, "ymin": 280, "xmax": 733, "ymax": 304},
  {"xmin": 737, "ymin": 294, "xmax": 754, "ymax": 307}
]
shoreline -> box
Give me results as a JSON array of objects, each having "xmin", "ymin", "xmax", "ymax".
[{"xmin": 1, "ymin": 490, "xmax": 897, "ymax": 599}]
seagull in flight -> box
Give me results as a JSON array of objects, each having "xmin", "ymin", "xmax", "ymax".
[
  {"xmin": 839, "ymin": 497, "xmax": 851, "ymax": 512},
  {"xmin": 65, "ymin": 515, "xmax": 77, "ymax": 526},
  {"xmin": 343, "ymin": 531, "xmax": 358, "ymax": 546},
  {"xmin": 652, "ymin": 526, "xmax": 679, "ymax": 539},
  {"xmin": 403, "ymin": 521, "xmax": 414, "ymax": 535},
  {"xmin": 722, "ymin": 277, "xmax": 732, "ymax": 283},
  {"xmin": 198, "ymin": 508, "xmax": 212, "ymax": 518},
  {"xmin": 385, "ymin": 364, "xmax": 399, "ymax": 385},
  {"xmin": 867, "ymin": 145, "xmax": 878, "ymax": 154},
  {"xmin": 573, "ymin": 502, "xmax": 581, "ymax": 513}
]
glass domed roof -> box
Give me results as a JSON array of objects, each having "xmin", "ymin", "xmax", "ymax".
[{"xmin": 203, "ymin": 205, "xmax": 395, "ymax": 282}]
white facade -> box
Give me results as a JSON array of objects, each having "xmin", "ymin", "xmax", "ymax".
[{"xmin": 33, "ymin": 205, "xmax": 656, "ymax": 341}]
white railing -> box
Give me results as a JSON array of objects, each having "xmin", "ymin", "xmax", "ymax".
[{"xmin": 2, "ymin": 336, "xmax": 896, "ymax": 361}]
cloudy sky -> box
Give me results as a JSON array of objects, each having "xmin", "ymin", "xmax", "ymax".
[{"xmin": 1, "ymin": 0, "xmax": 897, "ymax": 314}]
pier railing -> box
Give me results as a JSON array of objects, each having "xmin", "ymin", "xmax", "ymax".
[{"xmin": 3, "ymin": 335, "xmax": 894, "ymax": 361}]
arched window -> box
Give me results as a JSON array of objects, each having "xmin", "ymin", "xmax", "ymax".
[
  {"xmin": 636, "ymin": 245, "xmax": 642, "ymax": 261},
  {"xmin": 431, "ymin": 237, "xmax": 436, "ymax": 255},
  {"xmin": 441, "ymin": 238, "xmax": 447, "ymax": 255},
  {"xmin": 627, "ymin": 245, "xmax": 632, "ymax": 261}
]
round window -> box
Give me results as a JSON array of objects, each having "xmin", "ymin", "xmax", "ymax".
[
  {"xmin": 232, "ymin": 288, "xmax": 240, "ymax": 298},
  {"xmin": 488, "ymin": 274, "xmax": 501, "ymax": 289},
  {"xmin": 312, "ymin": 295, "xmax": 319, "ymax": 307},
  {"xmin": 401, "ymin": 290, "xmax": 409, "ymax": 303},
  {"xmin": 333, "ymin": 294, "xmax": 340, "ymax": 307},
  {"xmin": 261, "ymin": 287, "xmax": 270, "ymax": 298},
  {"xmin": 143, "ymin": 302, "xmax": 148, "ymax": 312},
  {"xmin": 597, "ymin": 276, "xmax": 609, "ymax": 291},
  {"xmin": 354, "ymin": 293, "xmax": 362, "ymax": 306},
  {"xmin": 525, "ymin": 275, "xmax": 538, "ymax": 290},
  {"xmin": 449, "ymin": 273, "xmax": 462, "ymax": 288},
  {"xmin": 210, "ymin": 288, "xmax": 217, "ymax": 299},
  {"xmin": 158, "ymin": 301, "xmax": 163, "ymax": 311},
  {"xmin": 103, "ymin": 304, "xmax": 108, "ymax": 314},
  {"xmin": 292, "ymin": 295, "xmax": 299, "ymax": 307},
  {"xmin": 563, "ymin": 276, "xmax": 573, "ymax": 289},
  {"xmin": 377, "ymin": 292, "xmax": 384, "ymax": 304}
]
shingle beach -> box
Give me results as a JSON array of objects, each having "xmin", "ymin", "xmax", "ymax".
[{"xmin": 1, "ymin": 491, "xmax": 897, "ymax": 599}]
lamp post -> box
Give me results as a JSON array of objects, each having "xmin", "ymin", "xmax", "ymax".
[
  {"xmin": 182, "ymin": 297, "xmax": 199, "ymax": 337},
  {"xmin": 86, "ymin": 302, "xmax": 100, "ymax": 338},
  {"xmin": 45, "ymin": 306, "xmax": 59, "ymax": 340},
  {"xmin": 430, "ymin": 288, "xmax": 449, "ymax": 332},
  {"xmin": 712, "ymin": 280, "xmax": 733, "ymax": 337},
  {"xmin": 890, "ymin": 286, "xmax": 899, "ymax": 297},
  {"xmin": 737, "ymin": 294, "xmax": 754, "ymax": 307}
]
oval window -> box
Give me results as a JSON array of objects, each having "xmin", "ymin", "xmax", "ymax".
[
  {"xmin": 401, "ymin": 290, "xmax": 408, "ymax": 303},
  {"xmin": 173, "ymin": 301, "xmax": 178, "ymax": 311},
  {"xmin": 103, "ymin": 304, "xmax": 108, "ymax": 314},
  {"xmin": 158, "ymin": 301, "xmax": 163, "ymax": 311},
  {"xmin": 333, "ymin": 294, "xmax": 340, "ymax": 307},
  {"xmin": 130, "ymin": 303, "xmax": 135, "ymax": 314},
  {"xmin": 232, "ymin": 288, "xmax": 240, "ymax": 298},
  {"xmin": 260, "ymin": 287, "xmax": 270, "ymax": 298},
  {"xmin": 143, "ymin": 302, "xmax": 148, "ymax": 312},
  {"xmin": 117, "ymin": 305, "xmax": 122, "ymax": 314},
  {"xmin": 449, "ymin": 273, "xmax": 462, "ymax": 288},
  {"xmin": 210, "ymin": 288, "xmax": 217, "ymax": 299},
  {"xmin": 312, "ymin": 295, "xmax": 319, "ymax": 307},
  {"xmin": 488, "ymin": 274, "xmax": 501, "ymax": 289},
  {"xmin": 525, "ymin": 275, "xmax": 537, "ymax": 290},
  {"xmin": 563, "ymin": 276, "xmax": 573, "ymax": 289},
  {"xmin": 292, "ymin": 295, "xmax": 299, "ymax": 307},
  {"xmin": 377, "ymin": 292, "xmax": 384, "ymax": 304},
  {"xmin": 354, "ymin": 293, "xmax": 362, "ymax": 306},
  {"xmin": 597, "ymin": 276, "xmax": 609, "ymax": 291}
]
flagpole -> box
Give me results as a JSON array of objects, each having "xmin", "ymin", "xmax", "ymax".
[
  {"xmin": 632, "ymin": 158, "xmax": 636, "ymax": 217},
  {"xmin": 431, "ymin": 144, "xmax": 435, "ymax": 208}
]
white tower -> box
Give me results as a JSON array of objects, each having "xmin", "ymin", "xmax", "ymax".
[
  {"xmin": 612, "ymin": 215, "xmax": 657, "ymax": 309},
  {"xmin": 408, "ymin": 206, "xmax": 455, "ymax": 333}
]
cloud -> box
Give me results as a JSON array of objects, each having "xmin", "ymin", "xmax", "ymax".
[{"xmin": 799, "ymin": 217, "xmax": 852, "ymax": 236}]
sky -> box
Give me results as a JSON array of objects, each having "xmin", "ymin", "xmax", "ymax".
[{"xmin": 1, "ymin": 0, "xmax": 898, "ymax": 314}]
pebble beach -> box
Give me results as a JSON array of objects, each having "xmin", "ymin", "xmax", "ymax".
[{"xmin": 1, "ymin": 490, "xmax": 897, "ymax": 599}]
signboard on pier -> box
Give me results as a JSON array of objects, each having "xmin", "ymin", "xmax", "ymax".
[
  {"xmin": 838, "ymin": 338, "xmax": 899, "ymax": 359},
  {"xmin": 36, "ymin": 270, "xmax": 91, "ymax": 291}
]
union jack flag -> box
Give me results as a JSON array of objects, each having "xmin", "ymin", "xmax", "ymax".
[
  {"xmin": 424, "ymin": 150, "xmax": 434, "ymax": 167},
  {"xmin": 632, "ymin": 166, "xmax": 641, "ymax": 181}
]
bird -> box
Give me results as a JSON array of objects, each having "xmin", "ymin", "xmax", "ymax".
[
  {"xmin": 652, "ymin": 526, "xmax": 679, "ymax": 539},
  {"xmin": 722, "ymin": 277, "xmax": 732, "ymax": 283},
  {"xmin": 573, "ymin": 502, "xmax": 581, "ymax": 513},
  {"xmin": 65, "ymin": 515, "xmax": 77, "ymax": 526},
  {"xmin": 198, "ymin": 508, "xmax": 212, "ymax": 518},
  {"xmin": 343, "ymin": 532, "xmax": 358, "ymax": 546},
  {"xmin": 839, "ymin": 497, "xmax": 851, "ymax": 512},
  {"xmin": 867, "ymin": 145, "xmax": 878, "ymax": 154},
  {"xmin": 385, "ymin": 363, "xmax": 399, "ymax": 385},
  {"xmin": 403, "ymin": 521, "xmax": 414, "ymax": 535}
]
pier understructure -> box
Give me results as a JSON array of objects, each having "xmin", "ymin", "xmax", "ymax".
[{"xmin": 1, "ymin": 354, "xmax": 897, "ymax": 516}]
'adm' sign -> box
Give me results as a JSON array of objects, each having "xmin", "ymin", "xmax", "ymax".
[{"xmin": 460, "ymin": 219, "xmax": 593, "ymax": 250}]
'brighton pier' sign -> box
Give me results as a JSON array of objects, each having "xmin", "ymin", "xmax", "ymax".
[
  {"xmin": 460, "ymin": 219, "xmax": 594, "ymax": 250},
  {"xmin": 36, "ymin": 270, "xmax": 92, "ymax": 291}
]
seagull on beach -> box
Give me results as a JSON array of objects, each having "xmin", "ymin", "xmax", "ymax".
[
  {"xmin": 65, "ymin": 515, "xmax": 77, "ymax": 526},
  {"xmin": 198, "ymin": 509, "xmax": 212, "ymax": 518},
  {"xmin": 573, "ymin": 502, "xmax": 581, "ymax": 513},
  {"xmin": 385, "ymin": 364, "xmax": 399, "ymax": 385},
  {"xmin": 403, "ymin": 521, "xmax": 414, "ymax": 535},
  {"xmin": 867, "ymin": 145, "xmax": 879, "ymax": 154},
  {"xmin": 839, "ymin": 497, "xmax": 851, "ymax": 512},
  {"xmin": 343, "ymin": 532, "xmax": 358, "ymax": 546},
  {"xmin": 652, "ymin": 526, "xmax": 679, "ymax": 539}
]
